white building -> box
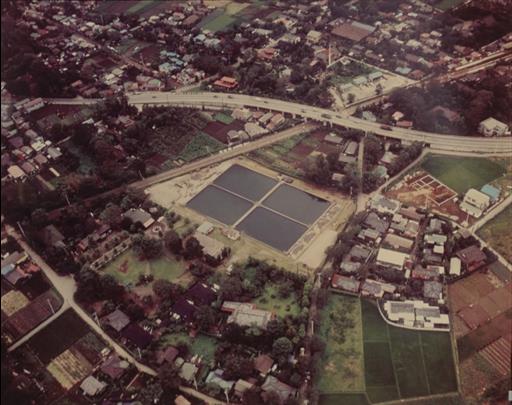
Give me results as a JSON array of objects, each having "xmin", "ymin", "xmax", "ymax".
[
  {"xmin": 377, "ymin": 248, "xmax": 409, "ymax": 269},
  {"xmin": 478, "ymin": 117, "xmax": 509, "ymax": 137},
  {"xmin": 460, "ymin": 188, "xmax": 491, "ymax": 218}
]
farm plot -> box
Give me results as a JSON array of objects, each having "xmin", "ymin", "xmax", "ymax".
[
  {"xmin": 25, "ymin": 309, "xmax": 91, "ymax": 364},
  {"xmin": 477, "ymin": 204, "xmax": 512, "ymax": 263},
  {"xmin": 179, "ymin": 132, "xmax": 225, "ymax": 162},
  {"xmin": 360, "ymin": 300, "xmax": 457, "ymax": 402}
]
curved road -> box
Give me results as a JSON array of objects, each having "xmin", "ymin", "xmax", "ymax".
[{"xmin": 47, "ymin": 91, "xmax": 512, "ymax": 154}]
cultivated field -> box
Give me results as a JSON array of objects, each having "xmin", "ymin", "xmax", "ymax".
[
  {"xmin": 477, "ymin": 204, "xmax": 512, "ymax": 263},
  {"xmin": 362, "ymin": 300, "xmax": 457, "ymax": 403}
]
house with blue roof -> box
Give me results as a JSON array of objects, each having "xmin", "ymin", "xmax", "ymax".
[{"xmin": 480, "ymin": 184, "xmax": 500, "ymax": 202}]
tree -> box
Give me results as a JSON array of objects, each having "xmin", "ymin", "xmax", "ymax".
[
  {"xmin": 100, "ymin": 203, "xmax": 123, "ymax": 229},
  {"xmin": 375, "ymin": 83, "xmax": 383, "ymax": 95},
  {"xmin": 272, "ymin": 337, "xmax": 293, "ymax": 358},
  {"xmin": 152, "ymin": 279, "xmax": 181, "ymax": 301},
  {"xmin": 189, "ymin": 262, "xmax": 213, "ymax": 279},
  {"xmin": 194, "ymin": 305, "xmax": 217, "ymax": 332},
  {"xmin": 183, "ymin": 236, "xmax": 203, "ymax": 259},
  {"xmin": 158, "ymin": 362, "xmax": 182, "ymax": 393},
  {"xmin": 99, "ymin": 274, "xmax": 124, "ymax": 301},
  {"xmin": 347, "ymin": 93, "xmax": 356, "ymax": 104},
  {"xmin": 30, "ymin": 208, "xmax": 49, "ymax": 228},
  {"xmin": 164, "ymin": 229, "xmax": 182, "ymax": 255},
  {"xmin": 132, "ymin": 234, "xmax": 163, "ymax": 260},
  {"xmin": 223, "ymin": 353, "xmax": 254, "ymax": 380}
]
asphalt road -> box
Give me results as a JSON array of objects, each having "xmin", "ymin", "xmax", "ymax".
[{"xmin": 46, "ymin": 92, "xmax": 512, "ymax": 154}]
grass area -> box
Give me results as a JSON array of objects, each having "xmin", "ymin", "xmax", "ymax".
[
  {"xmin": 420, "ymin": 332, "xmax": 458, "ymax": 395},
  {"xmin": 200, "ymin": 11, "xmax": 236, "ymax": 32},
  {"xmin": 319, "ymin": 393, "xmax": 369, "ymax": 405},
  {"xmin": 161, "ymin": 332, "xmax": 218, "ymax": 363},
  {"xmin": 214, "ymin": 112, "xmax": 234, "ymax": 125},
  {"xmin": 435, "ymin": 0, "xmax": 464, "ymax": 10},
  {"xmin": 421, "ymin": 155, "xmax": 506, "ymax": 194},
  {"xmin": 359, "ymin": 300, "xmax": 458, "ymax": 402},
  {"xmin": 317, "ymin": 294, "xmax": 365, "ymax": 393},
  {"xmin": 102, "ymin": 250, "xmax": 187, "ymax": 286},
  {"xmin": 477, "ymin": 204, "xmax": 512, "ymax": 263},
  {"xmin": 252, "ymin": 284, "xmax": 301, "ymax": 318},
  {"xmin": 179, "ymin": 132, "xmax": 225, "ymax": 162},
  {"xmin": 126, "ymin": 0, "xmax": 155, "ymax": 14},
  {"xmin": 25, "ymin": 310, "xmax": 90, "ymax": 364}
]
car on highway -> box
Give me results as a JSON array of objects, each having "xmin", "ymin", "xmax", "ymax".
[
  {"xmin": 321, "ymin": 113, "xmax": 332, "ymax": 119},
  {"xmin": 380, "ymin": 125, "xmax": 393, "ymax": 131}
]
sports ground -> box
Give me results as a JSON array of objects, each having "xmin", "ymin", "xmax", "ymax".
[{"xmin": 318, "ymin": 298, "xmax": 458, "ymax": 404}]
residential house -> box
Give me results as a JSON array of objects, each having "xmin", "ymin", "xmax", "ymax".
[
  {"xmin": 423, "ymin": 281, "xmax": 443, "ymax": 300},
  {"xmin": 331, "ymin": 20, "xmax": 375, "ymax": 42},
  {"xmin": 224, "ymin": 302, "xmax": 274, "ymax": 329},
  {"xmin": 460, "ymin": 188, "xmax": 491, "ymax": 218},
  {"xmin": 376, "ymin": 248, "xmax": 409, "ymax": 270},
  {"xmin": 205, "ymin": 369, "xmax": 235, "ymax": 392},
  {"xmin": 331, "ymin": 274, "xmax": 360, "ymax": 294},
  {"xmin": 80, "ymin": 376, "xmax": 106, "ymax": 397},
  {"xmin": 213, "ymin": 76, "xmax": 238, "ymax": 90},
  {"xmin": 383, "ymin": 234, "xmax": 414, "ymax": 252},
  {"xmin": 254, "ymin": 354, "xmax": 274, "ymax": 377},
  {"xmin": 480, "ymin": 184, "xmax": 500, "ymax": 203},
  {"xmin": 193, "ymin": 232, "xmax": 225, "ymax": 261},
  {"xmin": 361, "ymin": 279, "xmax": 396, "ymax": 298},
  {"xmin": 124, "ymin": 208, "xmax": 155, "ymax": 229},
  {"xmin": 103, "ymin": 309, "xmax": 130, "ymax": 332},
  {"xmin": 179, "ymin": 362, "xmax": 198, "ymax": 383},
  {"xmin": 184, "ymin": 282, "xmax": 217, "ymax": 307},
  {"xmin": 364, "ymin": 212, "xmax": 389, "ymax": 234},
  {"xmin": 156, "ymin": 346, "xmax": 179, "ymax": 366},
  {"xmin": 456, "ymin": 245, "xmax": 487, "ymax": 272},
  {"xmin": 121, "ymin": 323, "xmax": 152, "ymax": 349},
  {"xmin": 100, "ymin": 354, "xmax": 129, "ymax": 380},
  {"xmin": 449, "ymin": 257, "xmax": 461, "ymax": 276},
  {"xmin": 348, "ymin": 245, "xmax": 372, "ymax": 262},
  {"xmin": 262, "ymin": 376, "xmax": 297, "ymax": 403},
  {"xmin": 478, "ymin": 117, "xmax": 509, "ymax": 137},
  {"xmin": 369, "ymin": 196, "xmax": 400, "ymax": 214}
]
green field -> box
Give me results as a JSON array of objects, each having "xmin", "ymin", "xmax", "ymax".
[
  {"xmin": 200, "ymin": 12, "xmax": 236, "ymax": 32},
  {"xmin": 252, "ymin": 284, "xmax": 301, "ymax": 318},
  {"xmin": 435, "ymin": 0, "xmax": 464, "ymax": 10},
  {"xmin": 317, "ymin": 294, "xmax": 365, "ymax": 393},
  {"xmin": 361, "ymin": 300, "xmax": 458, "ymax": 402},
  {"xmin": 102, "ymin": 250, "xmax": 187, "ymax": 286},
  {"xmin": 421, "ymin": 155, "xmax": 506, "ymax": 194},
  {"xmin": 477, "ymin": 204, "xmax": 512, "ymax": 263},
  {"xmin": 161, "ymin": 332, "xmax": 217, "ymax": 363},
  {"xmin": 179, "ymin": 132, "xmax": 225, "ymax": 162}
]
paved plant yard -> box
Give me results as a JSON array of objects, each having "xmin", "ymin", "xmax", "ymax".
[
  {"xmin": 421, "ymin": 155, "xmax": 506, "ymax": 194},
  {"xmin": 187, "ymin": 164, "xmax": 330, "ymax": 251},
  {"xmin": 477, "ymin": 204, "xmax": 512, "ymax": 263},
  {"xmin": 361, "ymin": 300, "xmax": 458, "ymax": 403}
]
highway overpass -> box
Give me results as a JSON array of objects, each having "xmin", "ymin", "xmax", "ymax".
[{"xmin": 47, "ymin": 92, "xmax": 512, "ymax": 154}]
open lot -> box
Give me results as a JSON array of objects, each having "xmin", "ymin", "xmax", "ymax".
[
  {"xmin": 421, "ymin": 155, "xmax": 506, "ymax": 194},
  {"xmin": 102, "ymin": 250, "xmax": 189, "ymax": 287},
  {"xmin": 477, "ymin": 204, "xmax": 512, "ymax": 263},
  {"xmin": 317, "ymin": 294, "xmax": 365, "ymax": 394}
]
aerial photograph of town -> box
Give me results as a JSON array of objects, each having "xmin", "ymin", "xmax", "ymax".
[{"xmin": 1, "ymin": 0, "xmax": 511, "ymax": 404}]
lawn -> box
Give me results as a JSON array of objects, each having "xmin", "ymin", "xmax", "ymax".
[
  {"xmin": 364, "ymin": 341, "xmax": 396, "ymax": 386},
  {"xmin": 199, "ymin": 9, "xmax": 237, "ymax": 32},
  {"xmin": 102, "ymin": 250, "xmax": 188, "ymax": 286},
  {"xmin": 214, "ymin": 112, "xmax": 235, "ymax": 125},
  {"xmin": 316, "ymin": 294, "xmax": 365, "ymax": 393},
  {"xmin": 179, "ymin": 132, "xmax": 225, "ymax": 162},
  {"xmin": 126, "ymin": 0, "xmax": 155, "ymax": 15},
  {"xmin": 361, "ymin": 300, "xmax": 389, "ymax": 341},
  {"xmin": 252, "ymin": 284, "xmax": 301, "ymax": 318},
  {"xmin": 477, "ymin": 204, "xmax": 512, "ymax": 263},
  {"xmin": 421, "ymin": 155, "xmax": 506, "ymax": 194},
  {"xmin": 420, "ymin": 332, "xmax": 458, "ymax": 394},
  {"xmin": 161, "ymin": 332, "xmax": 218, "ymax": 363}
]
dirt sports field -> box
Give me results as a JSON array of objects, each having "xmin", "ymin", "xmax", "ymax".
[{"xmin": 448, "ymin": 268, "xmax": 512, "ymax": 398}]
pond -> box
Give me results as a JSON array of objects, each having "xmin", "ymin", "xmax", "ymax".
[
  {"xmin": 186, "ymin": 185, "xmax": 252, "ymax": 225},
  {"xmin": 263, "ymin": 184, "xmax": 330, "ymax": 225},
  {"xmin": 213, "ymin": 164, "xmax": 277, "ymax": 201},
  {"xmin": 236, "ymin": 207, "xmax": 307, "ymax": 251}
]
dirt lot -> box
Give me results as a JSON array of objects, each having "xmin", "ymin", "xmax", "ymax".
[{"xmin": 386, "ymin": 170, "xmax": 472, "ymax": 224}]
